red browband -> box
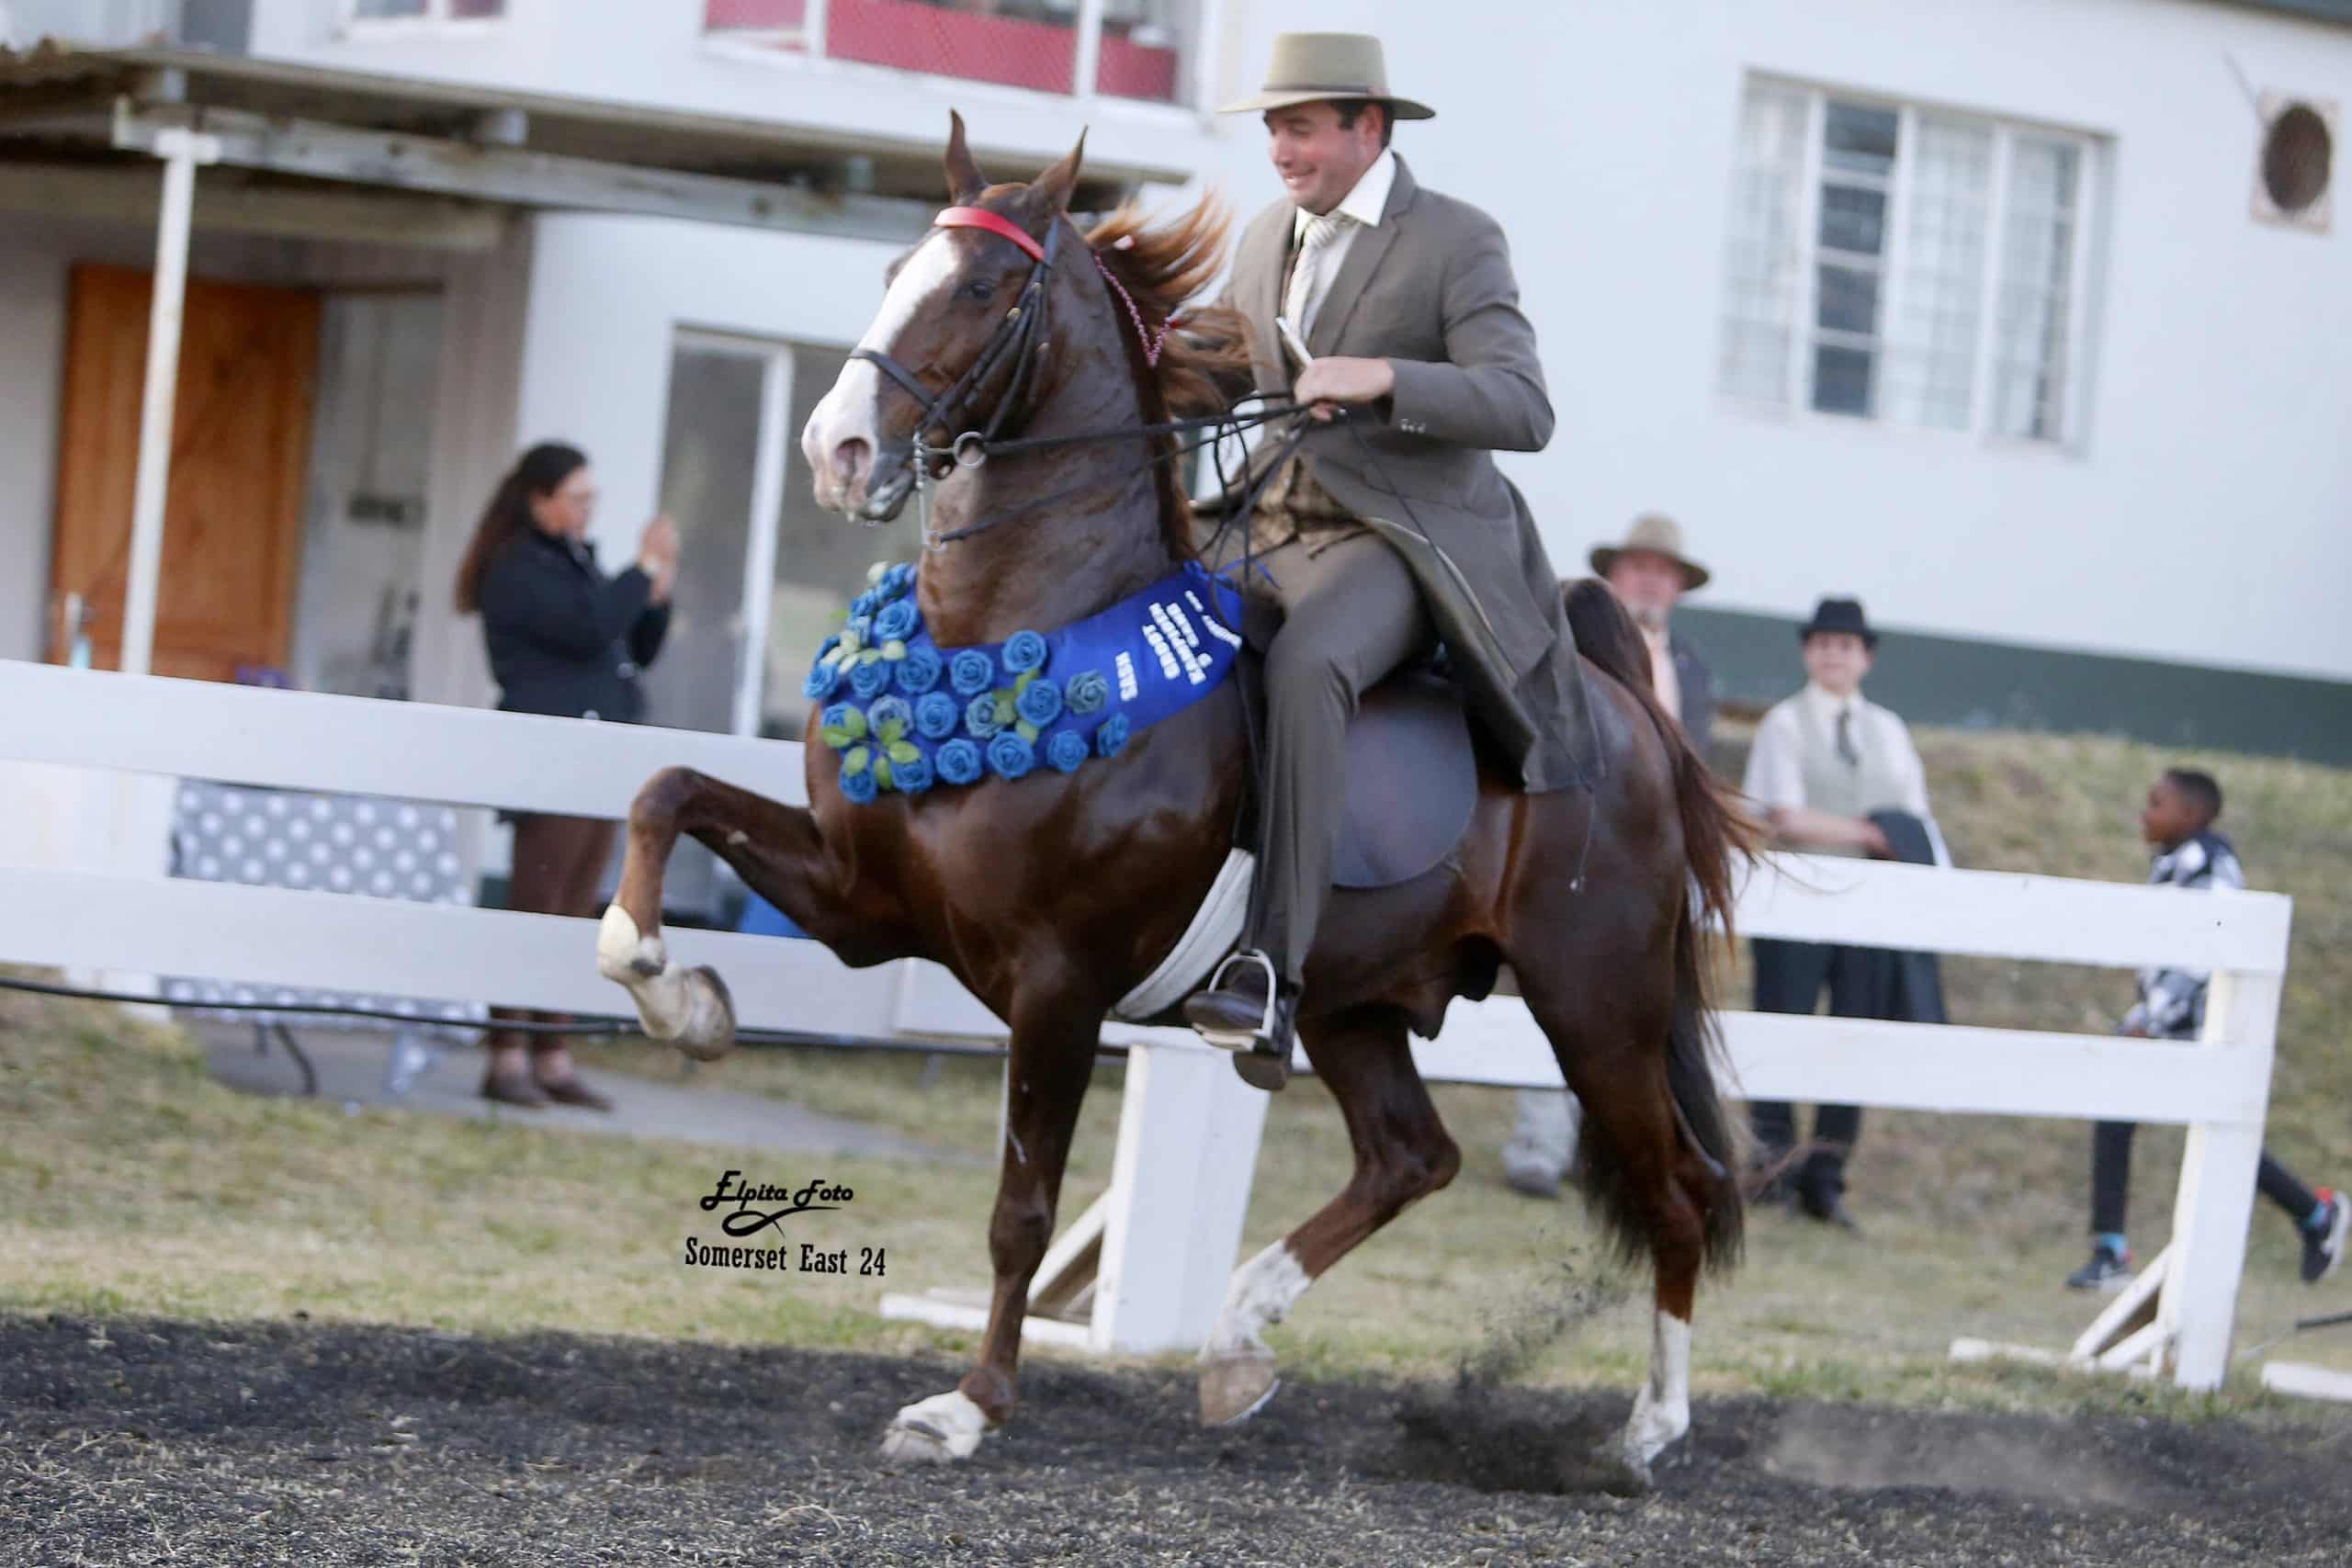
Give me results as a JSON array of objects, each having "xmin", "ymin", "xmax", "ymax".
[{"xmin": 933, "ymin": 205, "xmax": 1046, "ymax": 263}]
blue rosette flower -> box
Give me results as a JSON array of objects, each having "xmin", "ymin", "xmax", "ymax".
[
  {"xmin": 1046, "ymin": 729, "xmax": 1090, "ymax": 773},
  {"xmin": 949, "ymin": 648, "xmax": 996, "ymax": 695},
  {"xmin": 850, "ymin": 592, "xmax": 878, "ymax": 619},
  {"xmin": 818, "ymin": 704, "xmax": 865, "ymax": 750},
  {"xmin": 893, "ymin": 646, "xmax": 943, "ymax": 696},
  {"xmin": 874, "ymin": 599, "xmax": 921, "ymax": 644},
  {"xmin": 865, "ymin": 695, "xmax": 912, "ymax": 742},
  {"xmin": 963, "ymin": 693, "xmax": 1004, "ymax": 739},
  {"xmin": 803, "ymin": 659, "xmax": 842, "ymax": 700},
  {"xmin": 882, "ymin": 561, "xmax": 916, "ymax": 598},
  {"xmin": 915, "ymin": 691, "xmax": 961, "ymax": 739},
  {"xmin": 1064, "ymin": 669, "xmax": 1108, "ymax": 716},
  {"xmin": 914, "ymin": 691, "xmax": 960, "ymax": 739},
  {"xmin": 892, "ymin": 750, "xmax": 935, "ymax": 795},
  {"xmin": 1015, "ymin": 676, "xmax": 1063, "ymax": 728},
  {"xmin": 839, "ymin": 765, "xmax": 878, "ymax": 805},
  {"xmin": 937, "ymin": 739, "xmax": 983, "ymax": 785},
  {"xmin": 1095, "ymin": 712, "xmax": 1131, "ymax": 759},
  {"xmin": 1001, "ymin": 629, "xmax": 1048, "ymax": 674},
  {"xmin": 844, "ymin": 614, "xmax": 874, "ymax": 645},
  {"xmin": 986, "ymin": 731, "xmax": 1035, "ymax": 780},
  {"xmin": 849, "ymin": 660, "xmax": 891, "ymax": 699}
]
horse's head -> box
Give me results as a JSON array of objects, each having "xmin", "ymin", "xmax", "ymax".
[{"xmin": 803, "ymin": 113, "xmax": 1087, "ymax": 522}]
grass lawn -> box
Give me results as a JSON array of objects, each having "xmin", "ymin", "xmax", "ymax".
[{"xmin": 3, "ymin": 719, "xmax": 2350, "ymax": 1429}]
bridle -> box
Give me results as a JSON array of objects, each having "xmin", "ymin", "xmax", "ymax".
[
  {"xmin": 849, "ymin": 199, "xmax": 1306, "ymax": 552},
  {"xmin": 850, "ymin": 203, "xmax": 1063, "ymax": 479}
]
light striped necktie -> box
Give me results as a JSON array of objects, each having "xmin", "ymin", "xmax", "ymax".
[
  {"xmin": 1834, "ymin": 705, "xmax": 1860, "ymax": 768},
  {"xmin": 1283, "ymin": 211, "xmax": 1351, "ymax": 343}
]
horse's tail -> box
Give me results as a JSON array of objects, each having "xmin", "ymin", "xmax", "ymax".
[{"xmin": 1563, "ymin": 578, "xmax": 1756, "ymax": 1272}]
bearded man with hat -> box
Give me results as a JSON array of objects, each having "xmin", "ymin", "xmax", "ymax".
[
  {"xmin": 1501, "ymin": 513, "xmax": 1717, "ymax": 1198},
  {"xmin": 1183, "ymin": 32, "xmax": 1591, "ymax": 1085}
]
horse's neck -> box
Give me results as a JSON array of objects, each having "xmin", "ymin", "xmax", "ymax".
[{"xmin": 915, "ymin": 342, "xmax": 1176, "ymax": 645}]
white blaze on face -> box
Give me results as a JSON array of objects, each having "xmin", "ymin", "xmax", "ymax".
[{"xmin": 800, "ymin": 231, "xmax": 966, "ymax": 511}]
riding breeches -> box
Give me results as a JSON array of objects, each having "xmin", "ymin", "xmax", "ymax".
[{"xmin": 1247, "ymin": 527, "xmax": 1435, "ymax": 985}]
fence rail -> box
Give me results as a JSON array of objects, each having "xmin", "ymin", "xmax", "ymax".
[{"xmin": 0, "ymin": 662, "xmax": 2292, "ymax": 1387}]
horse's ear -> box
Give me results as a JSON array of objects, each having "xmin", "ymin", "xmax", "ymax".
[
  {"xmin": 1028, "ymin": 130, "xmax": 1086, "ymax": 216},
  {"xmin": 944, "ymin": 110, "xmax": 987, "ymax": 203}
]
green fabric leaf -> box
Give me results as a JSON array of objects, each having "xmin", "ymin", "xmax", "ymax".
[
  {"xmin": 882, "ymin": 639, "xmax": 908, "ymax": 661},
  {"xmin": 887, "ymin": 739, "xmax": 921, "ymax": 766},
  {"xmin": 859, "ymin": 648, "xmax": 883, "ymax": 667},
  {"xmin": 842, "ymin": 746, "xmax": 870, "ymax": 775},
  {"xmin": 993, "ymin": 692, "xmax": 1015, "ymax": 726},
  {"xmin": 1015, "ymin": 720, "xmax": 1039, "ymax": 743},
  {"xmin": 876, "ymin": 716, "xmax": 907, "ymax": 745},
  {"xmin": 838, "ymin": 627, "xmax": 863, "ymax": 654},
  {"xmin": 873, "ymin": 757, "xmax": 894, "ymax": 789},
  {"xmin": 1015, "ymin": 669, "xmax": 1037, "ymax": 694},
  {"xmin": 839, "ymin": 707, "xmax": 868, "ymax": 739},
  {"xmin": 820, "ymin": 726, "xmax": 853, "ymax": 750}
]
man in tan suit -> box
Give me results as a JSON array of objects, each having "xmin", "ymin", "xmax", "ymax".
[{"xmin": 1185, "ymin": 33, "xmax": 1588, "ymax": 1081}]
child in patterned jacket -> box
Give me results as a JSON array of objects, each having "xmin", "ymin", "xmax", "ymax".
[{"xmin": 2066, "ymin": 768, "xmax": 2348, "ymax": 1292}]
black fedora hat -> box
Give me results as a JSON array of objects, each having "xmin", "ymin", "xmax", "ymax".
[{"xmin": 1798, "ymin": 597, "xmax": 1877, "ymax": 648}]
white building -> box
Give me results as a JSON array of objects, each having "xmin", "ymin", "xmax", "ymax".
[{"xmin": 5, "ymin": 0, "xmax": 2347, "ymax": 788}]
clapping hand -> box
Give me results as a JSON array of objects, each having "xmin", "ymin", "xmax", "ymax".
[{"xmin": 639, "ymin": 515, "xmax": 680, "ymax": 602}]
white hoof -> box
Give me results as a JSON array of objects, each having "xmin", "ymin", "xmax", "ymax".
[
  {"xmin": 880, "ymin": 1390, "xmax": 988, "ymax": 1464},
  {"xmin": 596, "ymin": 905, "xmax": 737, "ymax": 1060},
  {"xmin": 1198, "ymin": 1348, "xmax": 1281, "ymax": 1427}
]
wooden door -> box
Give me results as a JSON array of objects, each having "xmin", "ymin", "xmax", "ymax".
[{"xmin": 49, "ymin": 264, "xmax": 319, "ymax": 682}]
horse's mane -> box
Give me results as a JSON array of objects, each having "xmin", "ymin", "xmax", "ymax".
[{"xmin": 1083, "ymin": 197, "xmax": 1253, "ymax": 557}]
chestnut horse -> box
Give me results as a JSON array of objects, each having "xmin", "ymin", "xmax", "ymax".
[{"xmin": 596, "ymin": 118, "xmax": 1750, "ymax": 1488}]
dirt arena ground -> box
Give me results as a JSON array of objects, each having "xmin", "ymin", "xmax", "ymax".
[{"xmin": 5, "ymin": 1313, "xmax": 2346, "ymax": 1565}]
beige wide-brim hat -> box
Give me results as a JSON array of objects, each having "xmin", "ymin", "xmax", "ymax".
[
  {"xmin": 1589, "ymin": 513, "xmax": 1711, "ymax": 592},
  {"xmin": 1217, "ymin": 32, "xmax": 1436, "ymax": 121}
]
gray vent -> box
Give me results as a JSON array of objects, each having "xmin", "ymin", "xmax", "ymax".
[{"xmin": 2253, "ymin": 91, "xmax": 2336, "ymax": 234}]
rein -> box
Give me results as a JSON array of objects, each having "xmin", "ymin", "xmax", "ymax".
[{"xmin": 857, "ymin": 201, "xmax": 1316, "ymax": 551}]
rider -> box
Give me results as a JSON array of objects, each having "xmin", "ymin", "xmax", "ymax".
[{"xmin": 1184, "ymin": 32, "xmax": 1589, "ymax": 1086}]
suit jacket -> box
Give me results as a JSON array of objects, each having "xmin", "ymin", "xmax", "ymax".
[
  {"xmin": 1219, "ymin": 157, "xmax": 1589, "ymax": 792},
  {"xmin": 1671, "ymin": 630, "xmax": 1715, "ymax": 766},
  {"xmin": 478, "ymin": 528, "xmax": 671, "ymax": 724}
]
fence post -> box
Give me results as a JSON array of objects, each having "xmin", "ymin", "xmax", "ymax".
[
  {"xmin": 2158, "ymin": 966, "xmax": 2282, "ymax": 1389},
  {"xmin": 1091, "ymin": 1040, "xmax": 1270, "ymax": 1352}
]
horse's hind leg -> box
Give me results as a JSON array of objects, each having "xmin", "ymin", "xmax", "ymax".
[
  {"xmin": 1512, "ymin": 956, "xmax": 1721, "ymax": 1490},
  {"xmin": 1199, "ymin": 1003, "xmax": 1459, "ymax": 1425},
  {"xmin": 597, "ymin": 768, "xmax": 835, "ymax": 1059}
]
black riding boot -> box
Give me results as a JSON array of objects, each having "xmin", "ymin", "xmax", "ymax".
[{"xmin": 1183, "ymin": 951, "xmax": 1296, "ymax": 1092}]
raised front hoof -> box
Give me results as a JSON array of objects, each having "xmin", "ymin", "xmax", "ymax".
[
  {"xmin": 1198, "ymin": 1349, "xmax": 1281, "ymax": 1427},
  {"xmin": 879, "ymin": 1391, "xmax": 987, "ymax": 1464},
  {"xmin": 670, "ymin": 965, "xmax": 737, "ymax": 1062},
  {"xmin": 1229, "ymin": 1050, "xmax": 1290, "ymax": 1093}
]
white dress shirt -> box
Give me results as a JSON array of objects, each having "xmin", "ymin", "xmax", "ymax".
[
  {"xmin": 1742, "ymin": 682, "xmax": 1930, "ymax": 819},
  {"xmin": 1286, "ymin": 148, "xmax": 1397, "ymax": 339}
]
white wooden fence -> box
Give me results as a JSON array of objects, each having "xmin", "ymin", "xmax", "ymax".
[{"xmin": 0, "ymin": 661, "xmax": 2295, "ymax": 1388}]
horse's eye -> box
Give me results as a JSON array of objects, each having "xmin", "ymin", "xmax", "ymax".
[{"xmin": 962, "ymin": 278, "xmax": 996, "ymax": 303}]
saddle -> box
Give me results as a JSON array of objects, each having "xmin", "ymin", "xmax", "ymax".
[{"xmin": 1231, "ymin": 653, "xmax": 1479, "ymax": 891}]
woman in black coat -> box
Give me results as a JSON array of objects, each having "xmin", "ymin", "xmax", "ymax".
[{"xmin": 455, "ymin": 442, "xmax": 678, "ymax": 1110}]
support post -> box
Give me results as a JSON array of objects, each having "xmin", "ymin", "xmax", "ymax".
[
  {"xmin": 1091, "ymin": 1038, "xmax": 1270, "ymax": 1352},
  {"xmin": 119, "ymin": 124, "xmax": 220, "ymax": 678},
  {"xmin": 2158, "ymin": 968, "xmax": 2283, "ymax": 1389}
]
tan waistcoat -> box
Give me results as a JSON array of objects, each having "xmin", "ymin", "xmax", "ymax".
[{"xmin": 1795, "ymin": 698, "xmax": 1910, "ymax": 859}]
